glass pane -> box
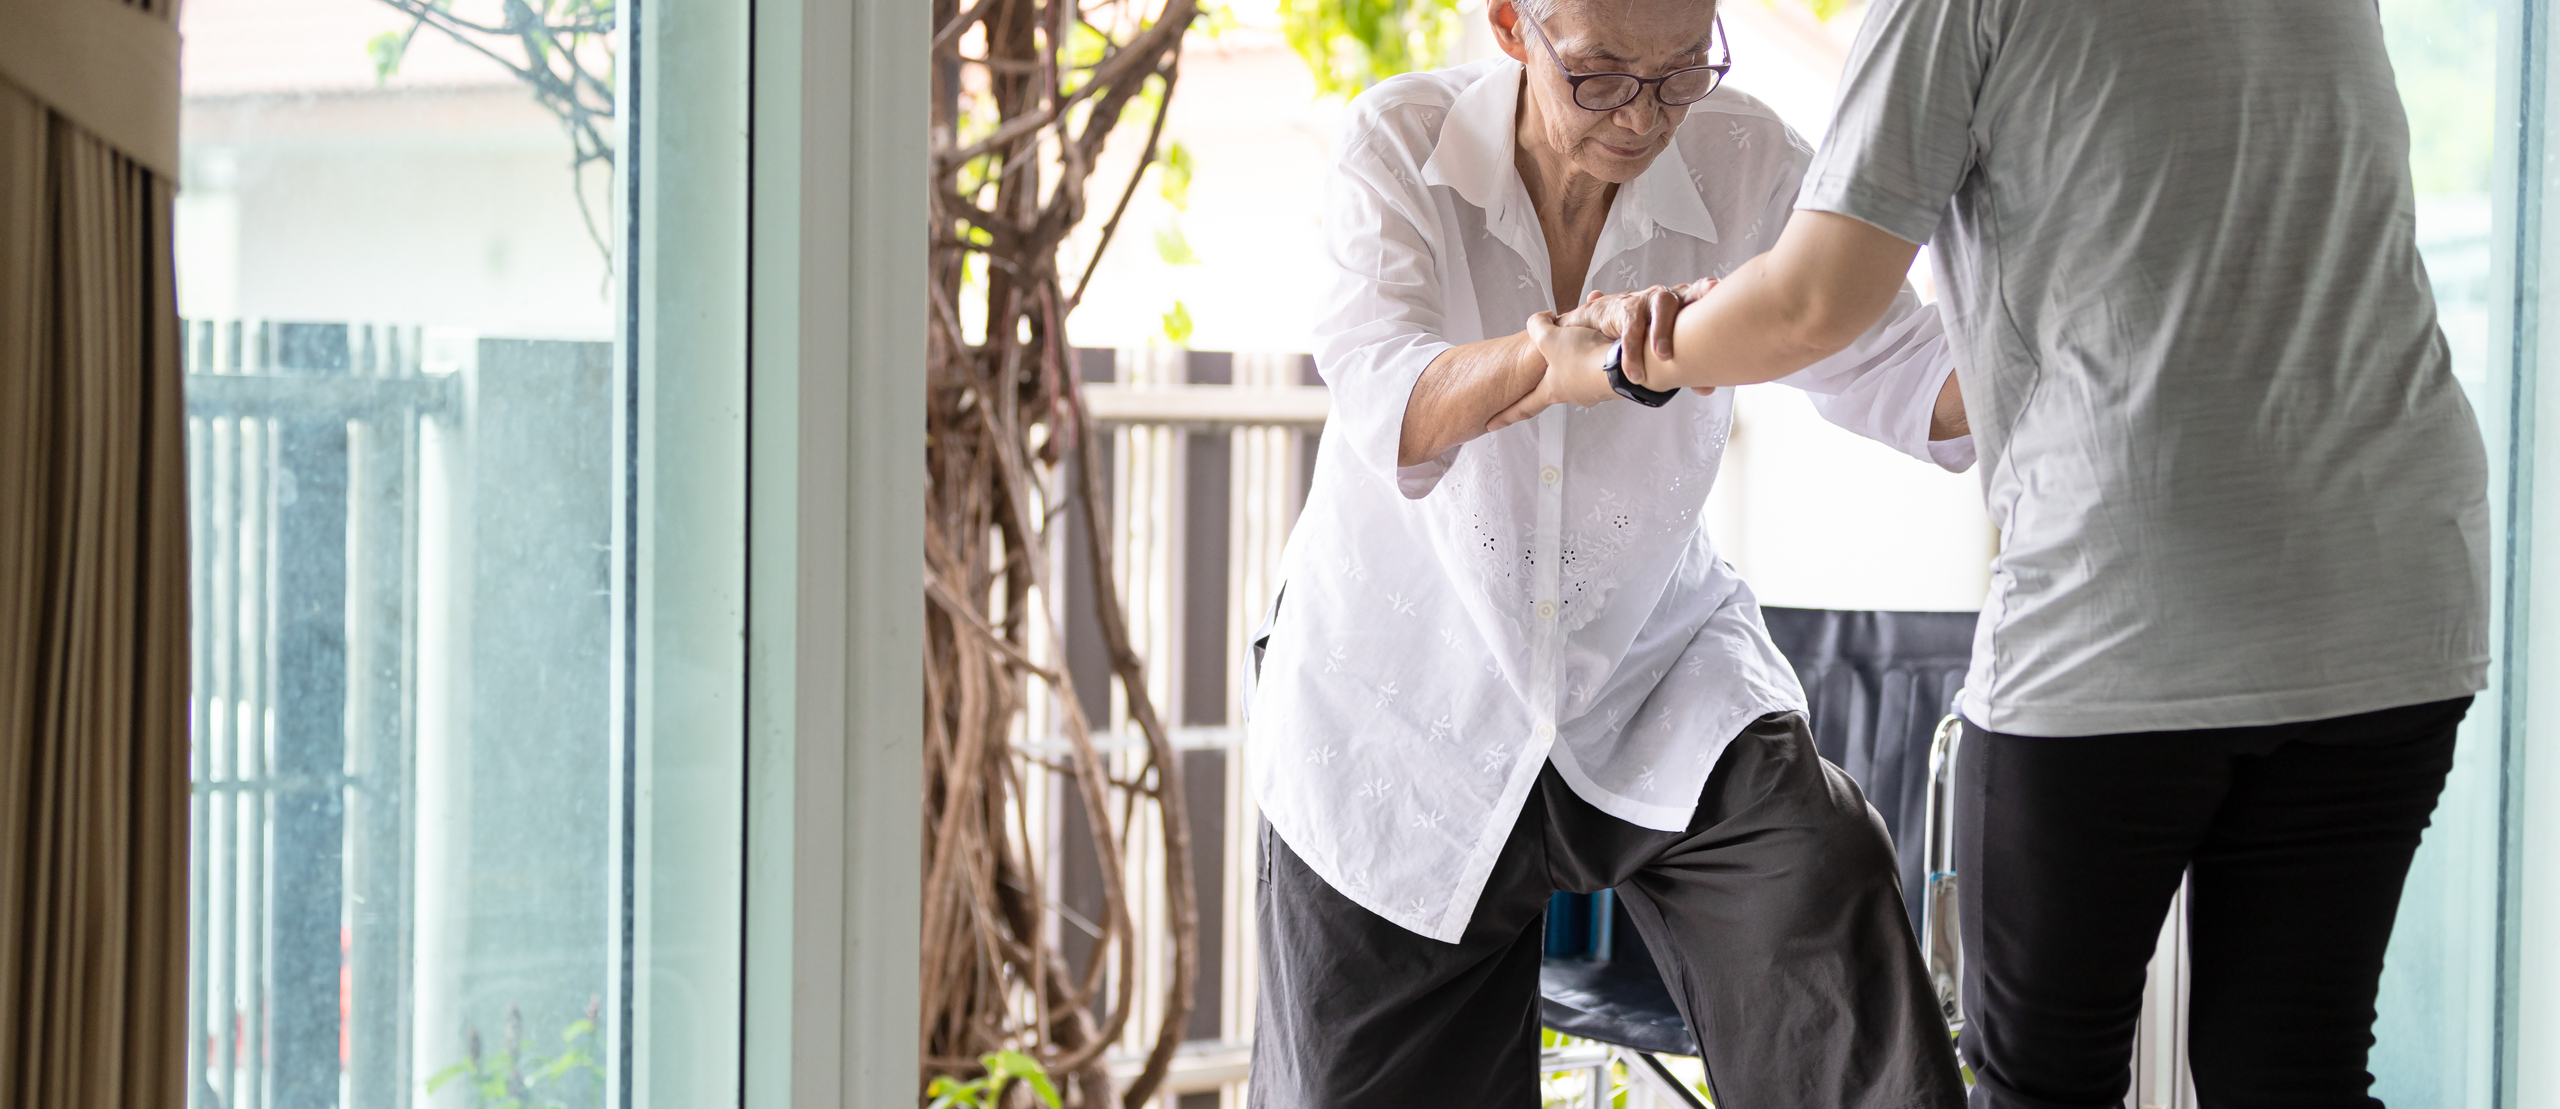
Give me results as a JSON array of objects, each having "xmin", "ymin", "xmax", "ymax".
[
  {"xmin": 2512, "ymin": 0, "xmax": 2560, "ymax": 1094},
  {"xmin": 2370, "ymin": 0, "xmax": 2509, "ymax": 1100},
  {"xmin": 176, "ymin": 1, "xmax": 743, "ymax": 1105}
]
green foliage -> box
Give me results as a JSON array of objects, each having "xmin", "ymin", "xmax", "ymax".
[
  {"xmin": 1157, "ymin": 141, "xmax": 1196, "ymax": 208},
  {"xmin": 1536, "ymin": 1029, "xmax": 1715, "ymax": 1108},
  {"xmin": 1066, "ymin": 20, "xmax": 1117, "ymax": 98},
  {"xmin": 1154, "ymin": 225, "xmax": 1201, "ymax": 265},
  {"xmin": 1153, "ymin": 141, "xmax": 1200, "ymax": 264},
  {"xmin": 426, "ymin": 1004, "xmax": 605, "ymax": 1109},
  {"xmin": 1118, "ymin": 69, "xmax": 1169, "ymax": 127},
  {"xmin": 925, "ymin": 1050, "xmax": 1062, "ymax": 1109},
  {"xmin": 1193, "ymin": 1, "xmax": 1245, "ymax": 41},
  {"xmin": 1282, "ymin": 0, "xmax": 1466, "ymax": 98},
  {"xmin": 367, "ymin": 29, "xmax": 413, "ymax": 84},
  {"xmin": 1153, "ymin": 140, "xmax": 1201, "ymax": 338}
]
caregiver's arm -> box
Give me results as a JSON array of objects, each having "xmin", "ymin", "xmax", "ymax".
[
  {"xmin": 1397, "ymin": 334, "xmax": 1552, "ymax": 467},
  {"xmin": 1637, "ymin": 210, "xmax": 1923, "ymax": 391}
]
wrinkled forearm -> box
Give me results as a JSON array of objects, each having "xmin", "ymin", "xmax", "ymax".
[{"xmin": 1398, "ymin": 332, "xmax": 1545, "ymax": 467}]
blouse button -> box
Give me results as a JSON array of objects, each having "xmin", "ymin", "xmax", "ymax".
[
  {"xmin": 1540, "ymin": 465, "xmax": 1560, "ymax": 486},
  {"xmin": 1535, "ymin": 600, "xmax": 1557, "ymax": 621},
  {"xmin": 1535, "ymin": 721, "xmax": 1557, "ymax": 742}
]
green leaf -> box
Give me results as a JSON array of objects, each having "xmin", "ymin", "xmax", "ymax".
[
  {"xmin": 983, "ymin": 1050, "xmax": 1060, "ymax": 1108},
  {"xmin": 1064, "ymin": 20, "xmax": 1112, "ymax": 71},
  {"xmin": 1192, "ymin": 0, "xmax": 1242, "ymax": 39},
  {"xmin": 424, "ymin": 1061, "xmax": 474, "ymax": 1095},
  {"xmin": 1157, "ymin": 141, "xmax": 1196, "ymax": 209},
  {"xmin": 926, "ymin": 1075, "xmax": 986, "ymax": 1109},
  {"xmin": 1154, "ymin": 224, "xmax": 1200, "ymax": 266},
  {"xmin": 1160, "ymin": 300, "xmax": 1195, "ymax": 347},
  {"xmin": 1119, "ymin": 72, "xmax": 1169, "ymax": 127},
  {"xmin": 366, "ymin": 29, "xmax": 411, "ymax": 85}
]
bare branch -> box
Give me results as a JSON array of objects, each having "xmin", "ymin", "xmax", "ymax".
[
  {"xmin": 362, "ymin": 0, "xmax": 618, "ymax": 269},
  {"xmin": 1069, "ymin": 62, "xmax": 1174, "ymax": 308},
  {"xmin": 923, "ymin": 0, "xmax": 1206, "ymax": 1103},
  {"xmin": 935, "ymin": 0, "xmax": 1006, "ymax": 53}
]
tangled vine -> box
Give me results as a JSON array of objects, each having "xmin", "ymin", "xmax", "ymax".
[{"xmin": 923, "ymin": 0, "xmax": 1204, "ymax": 1104}]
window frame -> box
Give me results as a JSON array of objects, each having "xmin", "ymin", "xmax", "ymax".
[{"xmin": 740, "ymin": 0, "xmax": 929, "ymax": 1105}]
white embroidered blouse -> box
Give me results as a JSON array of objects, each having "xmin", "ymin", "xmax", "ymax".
[{"xmin": 1248, "ymin": 57, "xmax": 1972, "ymax": 942}]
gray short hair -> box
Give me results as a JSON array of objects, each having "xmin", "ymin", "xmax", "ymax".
[{"xmin": 1511, "ymin": 0, "xmax": 1718, "ymax": 26}]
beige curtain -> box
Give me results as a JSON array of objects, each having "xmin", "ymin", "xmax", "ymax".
[{"xmin": 0, "ymin": 0, "xmax": 191, "ymax": 1102}]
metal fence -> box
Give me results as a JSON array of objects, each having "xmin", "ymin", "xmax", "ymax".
[
  {"xmin": 1052, "ymin": 348, "xmax": 1327, "ymax": 1107},
  {"xmin": 181, "ymin": 325, "xmax": 1328, "ymax": 1109},
  {"xmin": 185, "ymin": 318, "xmax": 624, "ymax": 1109},
  {"xmin": 185, "ymin": 319, "xmax": 455, "ymax": 1109}
]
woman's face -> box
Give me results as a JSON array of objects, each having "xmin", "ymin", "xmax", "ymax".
[{"xmin": 1500, "ymin": 0, "xmax": 1721, "ymax": 185}]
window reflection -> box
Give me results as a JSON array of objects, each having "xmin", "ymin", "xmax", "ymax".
[{"xmin": 2373, "ymin": 0, "xmax": 2504, "ymax": 1101}]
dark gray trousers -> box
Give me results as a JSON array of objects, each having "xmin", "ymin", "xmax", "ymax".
[
  {"xmin": 1955, "ymin": 697, "xmax": 2470, "ymax": 1108},
  {"xmin": 1248, "ymin": 712, "xmax": 1966, "ymax": 1109}
]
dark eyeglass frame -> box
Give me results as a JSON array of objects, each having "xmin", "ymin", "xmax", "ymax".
[{"xmin": 1518, "ymin": 10, "xmax": 1732, "ymax": 113}]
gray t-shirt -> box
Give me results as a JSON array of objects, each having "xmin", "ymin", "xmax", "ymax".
[{"xmin": 1800, "ymin": 0, "xmax": 2489, "ymax": 736}]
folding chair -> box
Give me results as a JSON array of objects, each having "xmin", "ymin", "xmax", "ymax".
[{"xmin": 1536, "ymin": 608, "xmax": 1975, "ymax": 1107}]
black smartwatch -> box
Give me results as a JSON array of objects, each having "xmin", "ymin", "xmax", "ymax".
[{"xmin": 1603, "ymin": 341, "xmax": 1680, "ymax": 408}]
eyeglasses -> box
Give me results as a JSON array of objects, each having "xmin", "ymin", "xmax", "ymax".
[{"xmin": 1518, "ymin": 10, "xmax": 1731, "ymax": 113}]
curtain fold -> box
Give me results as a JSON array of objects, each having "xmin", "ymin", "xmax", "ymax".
[{"xmin": 0, "ymin": 47, "xmax": 189, "ymax": 1109}]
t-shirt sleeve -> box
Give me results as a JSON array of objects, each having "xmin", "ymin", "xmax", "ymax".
[{"xmin": 1796, "ymin": 0, "xmax": 1989, "ymax": 245}]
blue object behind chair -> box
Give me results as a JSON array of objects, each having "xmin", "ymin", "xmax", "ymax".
[{"xmin": 1537, "ymin": 608, "xmax": 1976, "ymax": 1060}]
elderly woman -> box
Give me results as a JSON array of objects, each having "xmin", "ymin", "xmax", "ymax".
[{"xmin": 1244, "ymin": 0, "xmax": 1972, "ymax": 1106}]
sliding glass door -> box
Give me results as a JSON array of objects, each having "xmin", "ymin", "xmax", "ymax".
[
  {"xmin": 2372, "ymin": 0, "xmax": 2560, "ymax": 1104},
  {"xmin": 2365, "ymin": 0, "xmax": 2509, "ymax": 1102},
  {"xmin": 176, "ymin": 0, "xmax": 746, "ymax": 1104}
]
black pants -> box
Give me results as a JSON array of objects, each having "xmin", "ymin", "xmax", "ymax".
[
  {"xmin": 1956, "ymin": 697, "xmax": 2470, "ymax": 1109},
  {"xmin": 1249, "ymin": 712, "xmax": 1967, "ymax": 1109}
]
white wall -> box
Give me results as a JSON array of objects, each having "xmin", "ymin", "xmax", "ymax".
[{"xmin": 179, "ymin": 90, "xmax": 615, "ymax": 339}]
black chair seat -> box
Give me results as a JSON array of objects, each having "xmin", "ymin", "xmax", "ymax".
[
  {"xmin": 1770, "ymin": 607, "xmax": 1975, "ymax": 939},
  {"xmin": 1537, "ymin": 608, "xmax": 1976, "ymax": 1056},
  {"xmin": 1540, "ymin": 951, "xmax": 1699, "ymax": 1057}
]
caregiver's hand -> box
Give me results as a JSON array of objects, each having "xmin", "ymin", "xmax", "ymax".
[
  {"xmin": 1556, "ymin": 279, "xmax": 1720, "ymax": 393},
  {"xmin": 1488, "ymin": 312, "xmax": 1618, "ymax": 432}
]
